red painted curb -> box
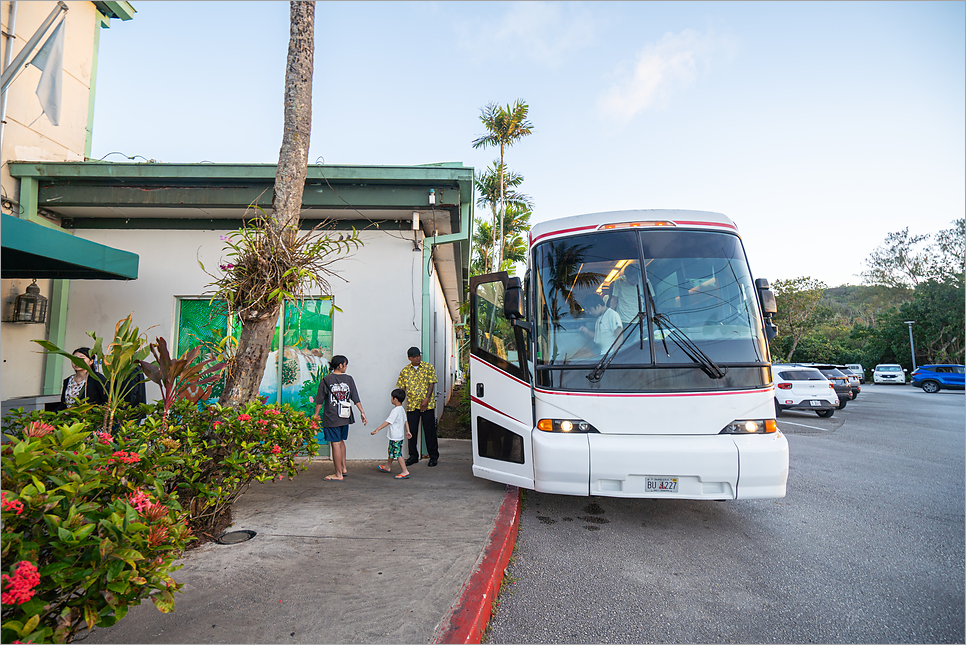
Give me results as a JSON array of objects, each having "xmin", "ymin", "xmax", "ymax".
[{"xmin": 432, "ymin": 485, "xmax": 522, "ymax": 644}]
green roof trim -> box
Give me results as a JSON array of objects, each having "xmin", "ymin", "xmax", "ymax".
[
  {"xmin": 1, "ymin": 214, "xmax": 139, "ymax": 280},
  {"xmin": 93, "ymin": 2, "xmax": 136, "ymax": 21}
]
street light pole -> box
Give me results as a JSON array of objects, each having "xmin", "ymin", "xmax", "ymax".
[{"xmin": 904, "ymin": 321, "xmax": 917, "ymax": 371}]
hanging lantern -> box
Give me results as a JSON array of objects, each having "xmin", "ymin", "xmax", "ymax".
[{"xmin": 15, "ymin": 280, "xmax": 48, "ymax": 324}]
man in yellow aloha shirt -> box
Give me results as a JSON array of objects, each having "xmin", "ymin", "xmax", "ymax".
[{"xmin": 396, "ymin": 346, "xmax": 439, "ymax": 467}]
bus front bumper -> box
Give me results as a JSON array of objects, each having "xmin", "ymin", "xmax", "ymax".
[{"xmin": 532, "ymin": 431, "xmax": 789, "ymax": 500}]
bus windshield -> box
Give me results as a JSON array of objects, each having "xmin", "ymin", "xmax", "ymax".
[{"xmin": 533, "ymin": 229, "xmax": 770, "ymax": 391}]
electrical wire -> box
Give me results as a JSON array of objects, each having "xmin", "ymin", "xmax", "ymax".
[{"xmin": 316, "ymin": 169, "xmax": 415, "ymax": 243}]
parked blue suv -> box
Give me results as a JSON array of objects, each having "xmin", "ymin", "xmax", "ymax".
[{"xmin": 910, "ymin": 364, "xmax": 965, "ymax": 393}]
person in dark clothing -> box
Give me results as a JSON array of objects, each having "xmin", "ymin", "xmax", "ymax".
[
  {"xmin": 123, "ymin": 365, "xmax": 147, "ymax": 406},
  {"xmin": 396, "ymin": 347, "xmax": 439, "ymax": 467},
  {"xmin": 312, "ymin": 355, "xmax": 368, "ymax": 481},
  {"xmin": 58, "ymin": 347, "xmax": 107, "ymax": 408}
]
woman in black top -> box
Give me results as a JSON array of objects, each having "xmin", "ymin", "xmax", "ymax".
[{"xmin": 59, "ymin": 347, "xmax": 107, "ymax": 408}]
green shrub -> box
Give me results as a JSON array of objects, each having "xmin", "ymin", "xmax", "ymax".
[
  {"xmin": 1, "ymin": 419, "xmax": 192, "ymax": 644},
  {"xmin": 139, "ymin": 399, "xmax": 320, "ymax": 535},
  {"xmin": 1, "ymin": 400, "xmax": 318, "ymax": 642}
]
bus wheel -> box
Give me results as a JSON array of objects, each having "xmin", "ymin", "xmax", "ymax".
[{"xmin": 774, "ymin": 399, "xmax": 782, "ymax": 417}]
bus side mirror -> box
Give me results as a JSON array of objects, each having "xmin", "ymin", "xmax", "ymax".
[
  {"xmin": 755, "ymin": 278, "xmax": 777, "ymax": 315},
  {"xmin": 755, "ymin": 278, "xmax": 778, "ymax": 341},
  {"xmin": 504, "ymin": 277, "xmax": 525, "ymax": 320}
]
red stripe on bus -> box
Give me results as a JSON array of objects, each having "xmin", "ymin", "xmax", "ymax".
[
  {"xmin": 471, "ymin": 395, "xmax": 526, "ymax": 426},
  {"xmin": 529, "ymin": 220, "xmax": 737, "ymax": 248},
  {"xmin": 469, "ymin": 354, "xmax": 530, "ymax": 388},
  {"xmin": 529, "ymin": 225, "xmax": 599, "ymax": 247},
  {"xmin": 532, "ymin": 386, "xmax": 773, "ymax": 398},
  {"xmin": 673, "ymin": 220, "xmax": 738, "ymax": 230}
]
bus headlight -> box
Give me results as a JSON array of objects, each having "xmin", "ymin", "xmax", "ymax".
[
  {"xmin": 537, "ymin": 419, "xmax": 598, "ymax": 433},
  {"xmin": 719, "ymin": 419, "xmax": 777, "ymax": 434}
]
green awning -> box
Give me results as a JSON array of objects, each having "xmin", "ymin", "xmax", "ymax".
[{"xmin": 1, "ymin": 214, "xmax": 138, "ymax": 280}]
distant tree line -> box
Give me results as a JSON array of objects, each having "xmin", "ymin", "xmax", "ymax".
[{"xmin": 769, "ymin": 219, "xmax": 964, "ymax": 372}]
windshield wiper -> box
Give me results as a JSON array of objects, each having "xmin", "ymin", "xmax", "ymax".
[
  {"xmin": 652, "ymin": 313, "xmax": 728, "ymax": 380},
  {"xmin": 587, "ymin": 312, "xmax": 646, "ymax": 383}
]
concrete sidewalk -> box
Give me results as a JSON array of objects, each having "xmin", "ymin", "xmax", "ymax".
[{"xmin": 84, "ymin": 439, "xmax": 511, "ymax": 644}]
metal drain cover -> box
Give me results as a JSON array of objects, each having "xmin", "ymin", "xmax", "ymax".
[{"xmin": 216, "ymin": 530, "xmax": 256, "ymax": 544}]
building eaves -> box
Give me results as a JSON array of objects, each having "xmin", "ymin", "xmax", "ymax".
[{"xmin": 92, "ymin": 1, "xmax": 136, "ymax": 21}]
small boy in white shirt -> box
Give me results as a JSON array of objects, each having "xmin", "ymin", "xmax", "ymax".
[{"xmin": 371, "ymin": 388, "xmax": 413, "ymax": 479}]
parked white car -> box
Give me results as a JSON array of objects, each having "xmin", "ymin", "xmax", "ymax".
[
  {"xmin": 873, "ymin": 364, "xmax": 906, "ymax": 384},
  {"xmin": 773, "ymin": 365, "xmax": 838, "ymax": 418},
  {"xmin": 845, "ymin": 363, "xmax": 865, "ymax": 383}
]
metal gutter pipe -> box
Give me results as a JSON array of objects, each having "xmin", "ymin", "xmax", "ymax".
[{"xmin": 0, "ymin": 0, "xmax": 18, "ymax": 163}]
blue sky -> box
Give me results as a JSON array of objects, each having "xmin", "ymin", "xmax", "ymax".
[{"xmin": 91, "ymin": 1, "xmax": 965, "ymax": 287}]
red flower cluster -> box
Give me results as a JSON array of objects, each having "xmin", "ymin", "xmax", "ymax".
[
  {"xmin": 96, "ymin": 431, "xmax": 113, "ymax": 445},
  {"xmin": 213, "ymin": 420, "xmax": 223, "ymax": 428},
  {"xmin": 238, "ymin": 414, "xmax": 251, "ymax": 421},
  {"xmin": 147, "ymin": 524, "xmax": 169, "ymax": 548},
  {"xmin": 1, "ymin": 491, "xmax": 24, "ymax": 515},
  {"xmin": 107, "ymin": 451, "xmax": 140, "ymax": 465},
  {"xmin": 270, "ymin": 445, "xmax": 282, "ymax": 455},
  {"xmin": 143, "ymin": 501, "xmax": 169, "ymax": 522},
  {"xmin": 263, "ymin": 408, "xmax": 281, "ymax": 416},
  {"xmin": 257, "ymin": 419, "xmax": 269, "ymax": 426},
  {"xmin": 23, "ymin": 421, "xmax": 55, "ymax": 438},
  {"xmin": 1, "ymin": 561, "xmax": 40, "ymax": 605},
  {"xmin": 309, "ymin": 421, "xmax": 318, "ymax": 430},
  {"xmin": 128, "ymin": 489, "xmax": 151, "ymax": 513}
]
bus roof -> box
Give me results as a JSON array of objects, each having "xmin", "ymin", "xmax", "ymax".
[{"xmin": 528, "ymin": 209, "xmax": 739, "ymax": 248}]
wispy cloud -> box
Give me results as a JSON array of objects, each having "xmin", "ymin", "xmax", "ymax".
[
  {"xmin": 457, "ymin": 2, "xmax": 597, "ymax": 67},
  {"xmin": 599, "ymin": 29, "xmax": 738, "ymax": 122}
]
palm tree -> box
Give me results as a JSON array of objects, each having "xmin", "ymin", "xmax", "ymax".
[
  {"xmin": 219, "ymin": 1, "xmax": 315, "ymax": 407},
  {"xmin": 474, "ymin": 161, "xmax": 532, "ymax": 275},
  {"xmin": 471, "ymin": 203, "xmax": 532, "ymax": 277},
  {"xmin": 472, "ymin": 100, "xmax": 533, "ymax": 270},
  {"xmin": 498, "ymin": 202, "xmax": 531, "ymax": 270},
  {"xmin": 475, "ymin": 161, "xmax": 531, "ymax": 219}
]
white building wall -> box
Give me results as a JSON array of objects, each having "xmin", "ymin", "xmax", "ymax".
[
  {"xmin": 0, "ymin": 278, "xmax": 54, "ymax": 399},
  {"xmin": 62, "ymin": 227, "xmax": 448, "ymax": 459},
  {"xmin": 1, "ymin": 0, "xmax": 103, "ymax": 402},
  {"xmin": 428, "ymin": 263, "xmax": 456, "ymax": 411},
  {"xmin": 0, "ymin": 1, "xmax": 99, "ymax": 193}
]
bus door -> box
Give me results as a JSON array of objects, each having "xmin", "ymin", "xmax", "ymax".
[{"xmin": 469, "ymin": 272, "xmax": 535, "ymax": 489}]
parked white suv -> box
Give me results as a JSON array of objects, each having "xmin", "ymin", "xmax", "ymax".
[
  {"xmin": 873, "ymin": 364, "xmax": 906, "ymax": 384},
  {"xmin": 845, "ymin": 363, "xmax": 864, "ymax": 383},
  {"xmin": 773, "ymin": 365, "xmax": 838, "ymax": 418}
]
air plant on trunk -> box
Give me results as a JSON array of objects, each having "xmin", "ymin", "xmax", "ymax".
[{"xmin": 199, "ymin": 209, "xmax": 361, "ymax": 406}]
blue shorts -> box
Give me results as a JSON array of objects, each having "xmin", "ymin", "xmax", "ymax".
[{"xmin": 323, "ymin": 426, "xmax": 349, "ymax": 443}]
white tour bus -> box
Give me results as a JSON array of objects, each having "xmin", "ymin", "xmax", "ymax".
[{"xmin": 469, "ymin": 209, "xmax": 789, "ymax": 499}]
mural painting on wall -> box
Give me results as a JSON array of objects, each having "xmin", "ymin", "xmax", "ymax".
[{"xmin": 176, "ymin": 298, "xmax": 333, "ymax": 417}]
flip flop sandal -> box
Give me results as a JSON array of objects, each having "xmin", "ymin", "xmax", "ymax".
[
  {"xmin": 377, "ymin": 465, "xmax": 392, "ymax": 473},
  {"xmin": 395, "ymin": 473, "xmax": 410, "ymax": 479}
]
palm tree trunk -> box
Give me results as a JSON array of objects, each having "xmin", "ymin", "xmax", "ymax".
[
  {"xmin": 496, "ymin": 145, "xmax": 505, "ymax": 271},
  {"xmin": 220, "ymin": 0, "xmax": 314, "ymax": 408},
  {"xmin": 272, "ymin": 0, "xmax": 315, "ymax": 242}
]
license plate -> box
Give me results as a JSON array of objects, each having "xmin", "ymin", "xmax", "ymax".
[
  {"xmin": 809, "ymin": 400, "xmax": 821, "ymax": 407},
  {"xmin": 646, "ymin": 477, "xmax": 678, "ymax": 493}
]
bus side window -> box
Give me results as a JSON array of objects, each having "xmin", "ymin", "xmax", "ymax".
[{"xmin": 475, "ymin": 281, "xmax": 517, "ymax": 363}]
